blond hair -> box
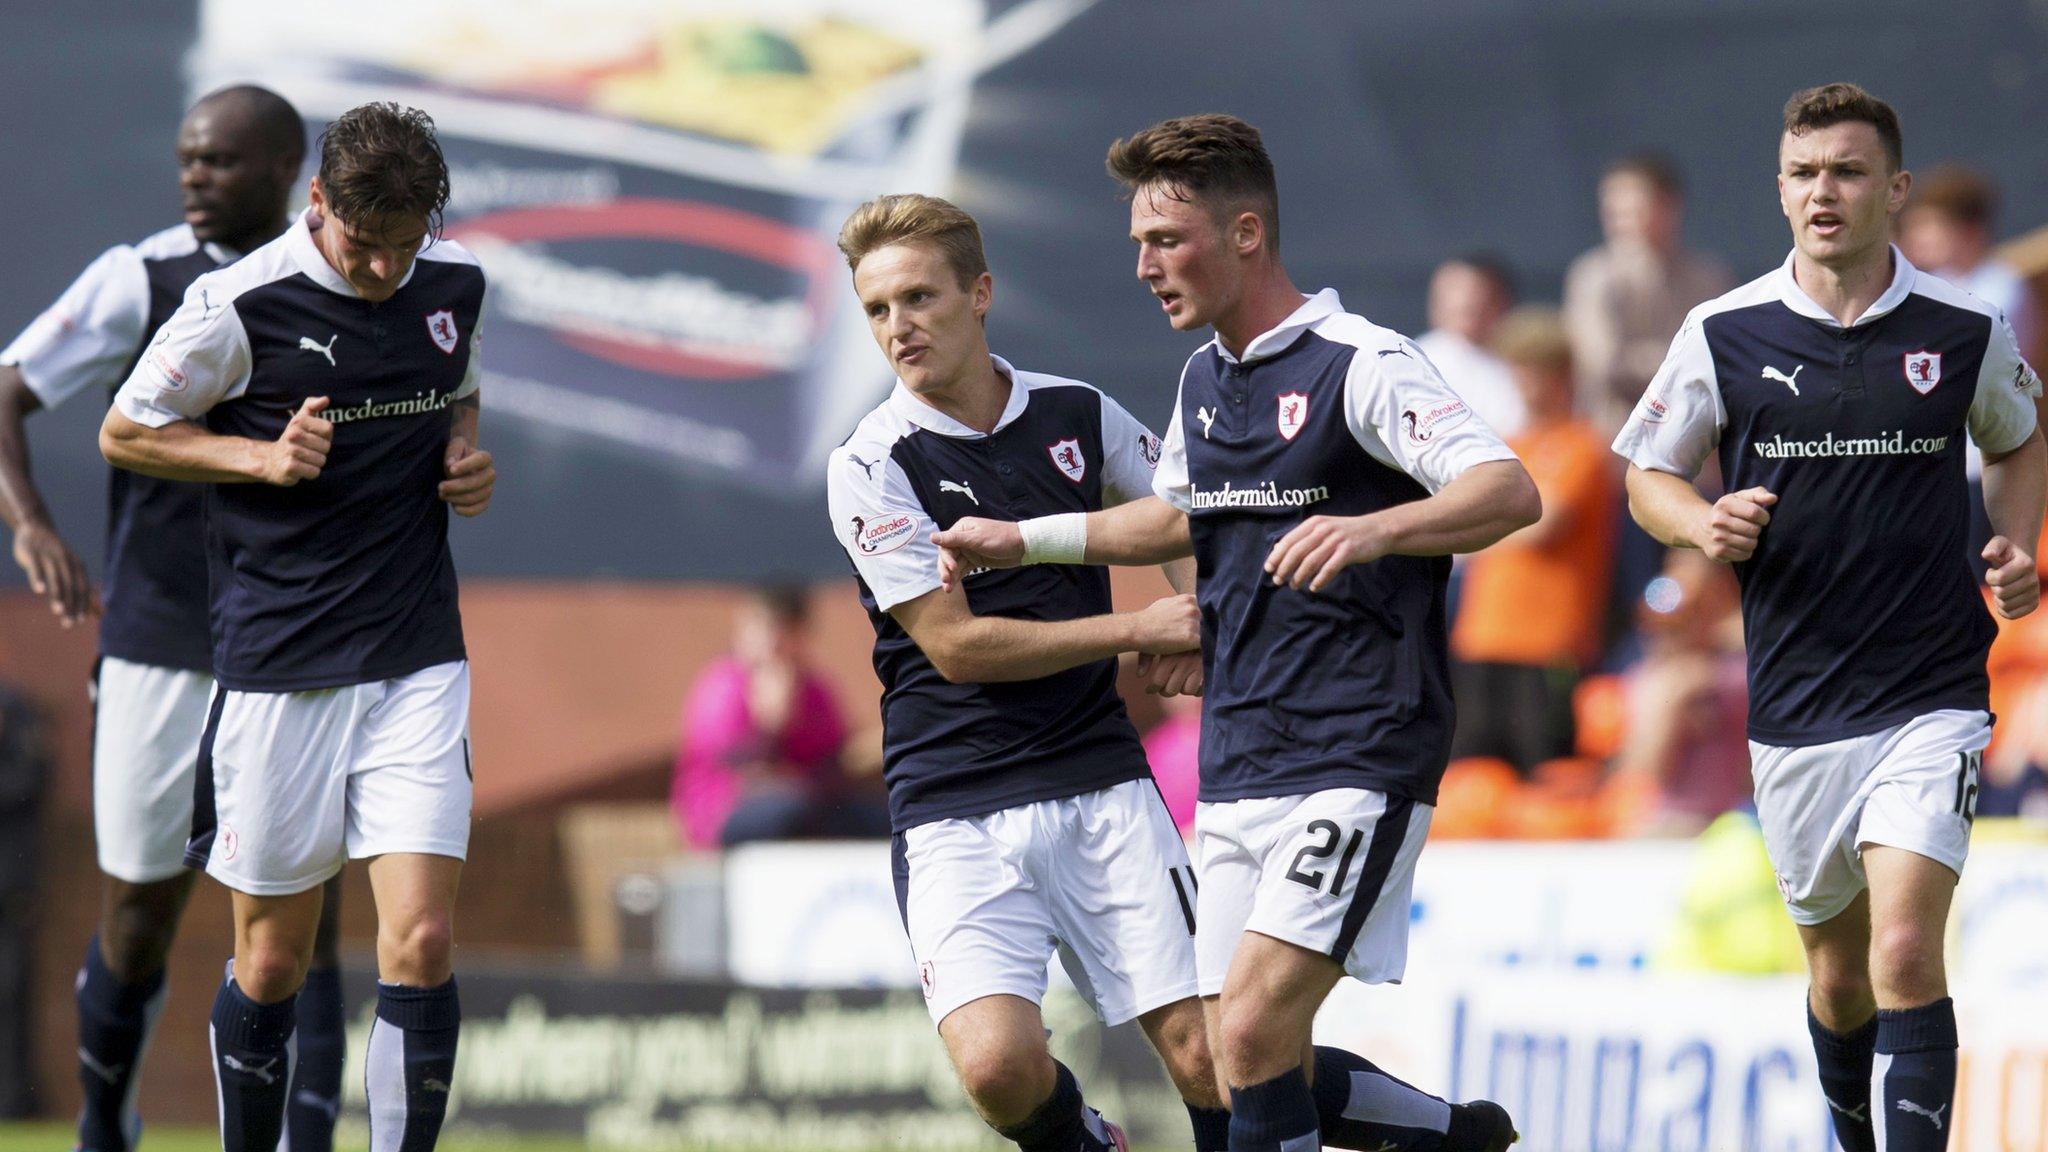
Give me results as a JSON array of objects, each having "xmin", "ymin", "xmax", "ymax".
[
  {"xmin": 836, "ymin": 193, "xmax": 988, "ymax": 285},
  {"xmin": 1492, "ymin": 307, "xmax": 1573, "ymax": 374}
]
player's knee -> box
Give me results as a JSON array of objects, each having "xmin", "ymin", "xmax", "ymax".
[
  {"xmin": 1870, "ymin": 921, "xmax": 1945, "ymax": 1001},
  {"xmin": 1150, "ymin": 1013, "xmax": 1222, "ymax": 1105},
  {"xmin": 100, "ymin": 875, "xmax": 197, "ymax": 981},
  {"xmin": 1217, "ymin": 998, "xmax": 1290, "ymax": 1081},
  {"xmin": 236, "ymin": 944, "xmax": 309, "ymax": 1003},
  {"xmin": 954, "ymin": 1042, "xmax": 1053, "ymax": 1121},
  {"xmin": 100, "ymin": 900, "xmax": 180, "ymax": 980},
  {"xmin": 1809, "ymin": 966, "xmax": 1874, "ymax": 1022},
  {"xmin": 381, "ymin": 911, "xmax": 455, "ymax": 979}
]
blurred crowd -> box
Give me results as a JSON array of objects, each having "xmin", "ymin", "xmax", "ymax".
[{"xmin": 670, "ymin": 156, "xmax": 2048, "ymax": 850}]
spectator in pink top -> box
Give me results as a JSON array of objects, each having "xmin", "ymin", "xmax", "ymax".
[
  {"xmin": 672, "ymin": 585, "xmax": 883, "ymax": 848},
  {"xmin": 1141, "ymin": 692, "xmax": 1202, "ymax": 836}
]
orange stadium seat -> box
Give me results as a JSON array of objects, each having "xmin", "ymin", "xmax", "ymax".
[
  {"xmin": 1500, "ymin": 757, "xmax": 1612, "ymax": 839},
  {"xmin": 1432, "ymin": 757, "xmax": 1518, "ymax": 839}
]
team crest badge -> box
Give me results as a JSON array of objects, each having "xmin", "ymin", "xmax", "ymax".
[
  {"xmin": 1903, "ymin": 350, "xmax": 1942, "ymax": 394},
  {"xmin": 1048, "ymin": 438, "xmax": 1086, "ymax": 482},
  {"xmin": 1277, "ymin": 392, "xmax": 1308, "ymax": 441},
  {"xmin": 425, "ymin": 309, "xmax": 460, "ymax": 354}
]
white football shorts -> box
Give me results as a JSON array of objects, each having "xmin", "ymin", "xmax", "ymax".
[
  {"xmin": 1193, "ymin": 787, "xmax": 1433, "ymax": 995},
  {"xmin": 185, "ymin": 660, "xmax": 473, "ymax": 896},
  {"xmin": 893, "ymin": 778, "xmax": 1201, "ymax": 1028},
  {"xmin": 91, "ymin": 656, "xmax": 215, "ymax": 884},
  {"xmin": 1749, "ymin": 708, "xmax": 1989, "ymax": 925}
]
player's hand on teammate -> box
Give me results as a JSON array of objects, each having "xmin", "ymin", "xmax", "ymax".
[
  {"xmin": 933, "ymin": 517, "xmax": 1025, "ymax": 591},
  {"xmin": 1983, "ymin": 535, "xmax": 2038, "ymax": 619},
  {"xmin": 1265, "ymin": 514, "xmax": 1391, "ymax": 592},
  {"xmin": 439, "ymin": 436, "xmax": 495, "ymax": 517},
  {"xmin": 1130, "ymin": 593, "xmax": 1201, "ymax": 654},
  {"xmin": 1695, "ymin": 486, "xmax": 1776, "ymax": 563},
  {"xmin": 264, "ymin": 396, "xmax": 332, "ymax": 486},
  {"xmin": 1137, "ymin": 649, "xmax": 1204, "ymax": 697},
  {"xmin": 11, "ymin": 521, "xmax": 99, "ymax": 627}
]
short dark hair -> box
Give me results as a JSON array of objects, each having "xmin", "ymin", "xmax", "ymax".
[
  {"xmin": 317, "ymin": 102, "xmax": 452, "ymax": 236},
  {"xmin": 1783, "ymin": 83, "xmax": 1903, "ymax": 172},
  {"xmin": 1106, "ymin": 114, "xmax": 1280, "ymax": 253},
  {"xmin": 192, "ymin": 84, "xmax": 306, "ymax": 168},
  {"xmin": 755, "ymin": 583, "xmax": 811, "ymax": 626},
  {"xmin": 1603, "ymin": 151, "xmax": 1685, "ymax": 198},
  {"xmin": 1913, "ymin": 164, "xmax": 1997, "ymax": 228},
  {"xmin": 1443, "ymin": 251, "xmax": 1518, "ymax": 301}
]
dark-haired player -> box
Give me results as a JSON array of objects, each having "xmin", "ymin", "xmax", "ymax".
[
  {"xmin": 101, "ymin": 101, "xmax": 494, "ymax": 1152},
  {"xmin": 937, "ymin": 113, "xmax": 1533, "ymax": 1152},
  {"xmin": 1616, "ymin": 84, "xmax": 2043, "ymax": 1152},
  {"xmin": 0, "ymin": 85, "xmax": 353, "ymax": 1152}
]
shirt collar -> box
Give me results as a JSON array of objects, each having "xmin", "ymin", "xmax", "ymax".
[
  {"xmin": 285, "ymin": 207, "xmax": 417, "ymax": 299},
  {"xmin": 1774, "ymin": 245, "xmax": 1917, "ymax": 327},
  {"xmin": 1210, "ymin": 288, "xmax": 1343, "ymax": 364},
  {"xmin": 886, "ymin": 354, "xmax": 1030, "ymax": 438}
]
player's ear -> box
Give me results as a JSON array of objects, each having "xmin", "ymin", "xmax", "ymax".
[
  {"xmin": 971, "ymin": 271, "xmax": 994, "ymax": 321},
  {"xmin": 306, "ymin": 176, "xmax": 326, "ymax": 221},
  {"xmin": 1888, "ymin": 167, "xmax": 1912, "ymax": 216},
  {"xmin": 1233, "ymin": 210, "xmax": 1264, "ymax": 258}
]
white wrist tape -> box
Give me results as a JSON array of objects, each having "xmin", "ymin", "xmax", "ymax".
[{"xmin": 1018, "ymin": 513, "xmax": 1088, "ymax": 565}]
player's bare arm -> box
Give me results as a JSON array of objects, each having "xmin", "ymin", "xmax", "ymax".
[
  {"xmin": 1139, "ymin": 558, "xmax": 1203, "ymax": 696},
  {"xmin": 438, "ymin": 393, "xmax": 494, "ymax": 517},
  {"xmin": 1980, "ymin": 425, "xmax": 2045, "ymax": 619},
  {"xmin": 1624, "ymin": 464, "xmax": 1777, "ymax": 563},
  {"xmin": 100, "ymin": 395, "xmax": 331, "ymax": 486},
  {"xmin": 891, "ymin": 575, "xmax": 1197, "ymax": 684},
  {"xmin": 1265, "ymin": 458, "xmax": 1540, "ymax": 592},
  {"xmin": 0, "ymin": 363, "xmax": 97, "ymax": 624},
  {"xmin": 933, "ymin": 495, "xmax": 1192, "ymax": 591}
]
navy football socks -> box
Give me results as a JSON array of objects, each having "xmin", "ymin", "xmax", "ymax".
[
  {"xmin": 1808, "ymin": 1004, "xmax": 1877, "ymax": 1152},
  {"xmin": 1229, "ymin": 1067, "xmax": 1320, "ymax": 1152},
  {"xmin": 73, "ymin": 937, "xmax": 167, "ymax": 1152},
  {"xmin": 1874, "ymin": 998, "xmax": 1957, "ymax": 1152},
  {"xmin": 208, "ymin": 965, "xmax": 297, "ymax": 1152},
  {"xmin": 1188, "ymin": 1102, "xmax": 1232, "ymax": 1151},
  {"xmin": 366, "ymin": 978, "xmax": 461, "ymax": 1152},
  {"xmin": 996, "ymin": 1061, "xmax": 1119, "ymax": 1152},
  {"xmin": 1311, "ymin": 1046, "xmax": 1457, "ymax": 1150},
  {"xmin": 286, "ymin": 964, "xmax": 347, "ymax": 1152}
]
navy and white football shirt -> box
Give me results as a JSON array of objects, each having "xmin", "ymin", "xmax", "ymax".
[
  {"xmin": 1614, "ymin": 248, "xmax": 2043, "ymax": 746},
  {"xmin": 1153, "ymin": 289, "xmax": 1518, "ymax": 806},
  {"xmin": 827, "ymin": 357, "xmax": 1164, "ymax": 831},
  {"xmin": 1, "ymin": 224, "xmax": 237, "ymax": 671},
  {"xmin": 113, "ymin": 210, "xmax": 486, "ymax": 692}
]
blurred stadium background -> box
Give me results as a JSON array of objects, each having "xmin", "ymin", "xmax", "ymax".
[{"xmin": 3, "ymin": 1, "xmax": 2047, "ymax": 1150}]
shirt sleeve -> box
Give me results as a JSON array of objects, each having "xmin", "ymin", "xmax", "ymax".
[
  {"xmin": 1610, "ymin": 316, "xmax": 1724, "ymax": 479},
  {"xmin": 452, "ymin": 280, "xmax": 486, "ymax": 401},
  {"xmin": 1151, "ymin": 357, "xmax": 1198, "ymax": 513},
  {"xmin": 1343, "ymin": 339, "xmax": 1519, "ymax": 493},
  {"xmin": 826, "ymin": 445, "xmax": 942, "ymax": 612},
  {"xmin": 1966, "ymin": 311, "xmax": 2042, "ymax": 456},
  {"xmin": 1097, "ymin": 391, "xmax": 1163, "ymax": 507},
  {"xmin": 111, "ymin": 272, "xmax": 252, "ymax": 428},
  {"xmin": 0, "ymin": 244, "xmax": 150, "ymax": 409}
]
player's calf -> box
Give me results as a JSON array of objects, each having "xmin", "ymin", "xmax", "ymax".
[
  {"xmin": 941, "ymin": 996, "xmax": 1123, "ymax": 1152},
  {"xmin": 286, "ymin": 874, "xmax": 350, "ymax": 1152},
  {"xmin": 1138, "ymin": 998, "xmax": 1230, "ymax": 1152}
]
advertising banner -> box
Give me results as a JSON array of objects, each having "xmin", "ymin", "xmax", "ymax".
[
  {"xmin": 337, "ymin": 963, "xmax": 1190, "ymax": 1150},
  {"xmin": 190, "ymin": 0, "xmax": 1094, "ymax": 487}
]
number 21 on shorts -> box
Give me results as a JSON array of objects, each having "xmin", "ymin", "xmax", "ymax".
[{"xmin": 1286, "ymin": 819, "xmax": 1366, "ymax": 896}]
